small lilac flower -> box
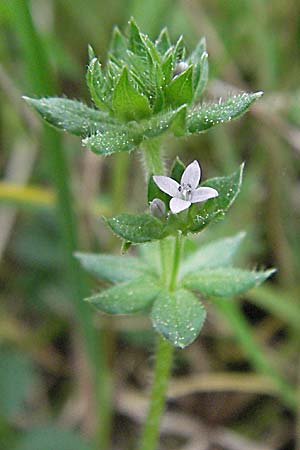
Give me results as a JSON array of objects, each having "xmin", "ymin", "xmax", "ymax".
[{"xmin": 153, "ymin": 160, "xmax": 218, "ymax": 214}]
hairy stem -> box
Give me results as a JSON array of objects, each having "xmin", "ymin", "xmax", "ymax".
[
  {"xmin": 140, "ymin": 139, "xmax": 181, "ymax": 450},
  {"xmin": 169, "ymin": 231, "xmax": 182, "ymax": 291},
  {"xmin": 139, "ymin": 336, "xmax": 174, "ymax": 450}
]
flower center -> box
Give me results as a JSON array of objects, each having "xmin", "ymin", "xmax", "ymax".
[{"xmin": 178, "ymin": 183, "xmax": 192, "ymax": 201}]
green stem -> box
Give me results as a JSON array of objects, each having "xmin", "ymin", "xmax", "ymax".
[
  {"xmin": 169, "ymin": 232, "xmax": 182, "ymax": 291},
  {"xmin": 139, "ymin": 336, "xmax": 174, "ymax": 450},
  {"xmin": 140, "ymin": 139, "xmax": 182, "ymax": 450},
  {"xmin": 141, "ymin": 138, "xmax": 164, "ymax": 175},
  {"xmin": 10, "ymin": 2, "xmax": 110, "ymax": 448}
]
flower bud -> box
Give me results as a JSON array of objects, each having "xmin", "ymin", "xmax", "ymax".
[
  {"xmin": 150, "ymin": 198, "xmax": 166, "ymax": 218},
  {"xmin": 173, "ymin": 61, "xmax": 189, "ymax": 77}
]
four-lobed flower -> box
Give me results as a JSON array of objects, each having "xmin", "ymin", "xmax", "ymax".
[{"xmin": 153, "ymin": 160, "xmax": 218, "ymax": 214}]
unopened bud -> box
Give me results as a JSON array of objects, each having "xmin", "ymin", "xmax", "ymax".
[
  {"xmin": 173, "ymin": 61, "xmax": 189, "ymax": 77},
  {"xmin": 150, "ymin": 198, "xmax": 166, "ymax": 218}
]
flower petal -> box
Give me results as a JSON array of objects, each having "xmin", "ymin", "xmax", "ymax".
[
  {"xmin": 170, "ymin": 197, "xmax": 191, "ymax": 214},
  {"xmin": 191, "ymin": 186, "xmax": 219, "ymax": 203},
  {"xmin": 181, "ymin": 160, "xmax": 201, "ymax": 189},
  {"xmin": 153, "ymin": 176, "xmax": 180, "ymax": 197}
]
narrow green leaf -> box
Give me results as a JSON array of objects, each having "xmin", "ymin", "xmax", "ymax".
[
  {"xmin": 180, "ymin": 232, "xmax": 246, "ymax": 277},
  {"xmin": 109, "ymin": 26, "xmax": 128, "ymax": 59},
  {"xmin": 155, "ymin": 28, "xmax": 171, "ymax": 55},
  {"xmin": 128, "ymin": 18, "xmax": 147, "ymax": 57},
  {"xmin": 141, "ymin": 105, "xmax": 188, "ymax": 140},
  {"xmin": 88, "ymin": 44, "xmax": 95, "ymax": 61},
  {"xmin": 75, "ymin": 252, "xmax": 151, "ymax": 283},
  {"xmin": 112, "ymin": 67, "xmax": 151, "ymax": 121},
  {"xmin": 105, "ymin": 213, "xmax": 165, "ymax": 243},
  {"xmin": 83, "ymin": 106, "xmax": 188, "ymax": 156},
  {"xmin": 188, "ymin": 37, "xmax": 208, "ymax": 101},
  {"xmin": 23, "ymin": 97, "xmax": 116, "ymax": 136},
  {"xmin": 187, "ymin": 92, "xmax": 263, "ymax": 133},
  {"xmin": 169, "ymin": 105, "xmax": 187, "ymax": 136},
  {"xmin": 151, "ymin": 289, "xmax": 206, "ymax": 348},
  {"xmin": 161, "ymin": 52, "xmax": 174, "ymax": 86},
  {"xmin": 85, "ymin": 276, "xmax": 160, "ymax": 314},
  {"xmin": 172, "ymin": 35, "xmax": 185, "ymax": 64},
  {"xmin": 183, "ymin": 267, "xmax": 276, "ymax": 297},
  {"xmin": 189, "ymin": 164, "xmax": 244, "ymax": 233},
  {"xmin": 86, "ymin": 57, "xmax": 111, "ymax": 112},
  {"xmin": 166, "ymin": 65, "xmax": 194, "ymax": 107},
  {"xmin": 82, "ymin": 126, "xmax": 139, "ymax": 155}
]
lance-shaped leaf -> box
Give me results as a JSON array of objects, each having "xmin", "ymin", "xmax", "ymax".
[
  {"xmin": 128, "ymin": 18, "xmax": 148, "ymax": 57},
  {"xmin": 155, "ymin": 27, "xmax": 171, "ymax": 55},
  {"xmin": 182, "ymin": 267, "xmax": 276, "ymax": 297},
  {"xmin": 82, "ymin": 126, "xmax": 139, "ymax": 155},
  {"xmin": 187, "ymin": 92, "xmax": 263, "ymax": 133},
  {"xmin": 180, "ymin": 232, "xmax": 246, "ymax": 277},
  {"xmin": 166, "ymin": 65, "xmax": 194, "ymax": 108},
  {"xmin": 75, "ymin": 252, "xmax": 151, "ymax": 283},
  {"xmin": 86, "ymin": 58, "xmax": 111, "ymax": 112},
  {"xmin": 23, "ymin": 97, "xmax": 116, "ymax": 136},
  {"xmin": 189, "ymin": 164, "xmax": 244, "ymax": 233},
  {"xmin": 109, "ymin": 26, "xmax": 128, "ymax": 59},
  {"xmin": 83, "ymin": 105, "xmax": 187, "ymax": 155},
  {"xmin": 151, "ymin": 289, "xmax": 206, "ymax": 348},
  {"xmin": 85, "ymin": 276, "xmax": 160, "ymax": 314},
  {"xmin": 105, "ymin": 213, "xmax": 166, "ymax": 244},
  {"xmin": 172, "ymin": 35, "xmax": 186, "ymax": 64},
  {"xmin": 112, "ymin": 67, "xmax": 152, "ymax": 121},
  {"xmin": 188, "ymin": 37, "xmax": 208, "ymax": 101}
]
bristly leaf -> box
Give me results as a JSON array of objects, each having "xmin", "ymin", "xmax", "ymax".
[
  {"xmin": 189, "ymin": 163, "xmax": 244, "ymax": 233},
  {"xmin": 105, "ymin": 213, "xmax": 166, "ymax": 243},
  {"xmin": 188, "ymin": 37, "xmax": 208, "ymax": 101},
  {"xmin": 180, "ymin": 232, "xmax": 246, "ymax": 277},
  {"xmin": 112, "ymin": 67, "xmax": 152, "ymax": 121},
  {"xmin": 88, "ymin": 44, "xmax": 95, "ymax": 61},
  {"xmin": 182, "ymin": 268, "xmax": 276, "ymax": 297},
  {"xmin": 166, "ymin": 65, "xmax": 194, "ymax": 108},
  {"xmin": 128, "ymin": 18, "xmax": 148, "ymax": 57},
  {"xmin": 151, "ymin": 289, "xmax": 206, "ymax": 348},
  {"xmin": 169, "ymin": 105, "xmax": 187, "ymax": 136},
  {"xmin": 83, "ymin": 106, "xmax": 187, "ymax": 155},
  {"xmin": 85, "ymin": 276, "xmax": 160, "ymax": 314},
  {"xmin": 109, "ymin": 26, "xmax": 128, "ymax": 59},
  {"xmin": 23, "ymin": 97, "xmax": 116, "ymax": 136},
  {"xmin": 82, "ymin": 125, "xmax": 138, "ymax": 155},
  {"xmin": 187, "ymin": 92, "xmax": 263, "ymax": 133},
  {"xmin": 172, "ymin": 35, "xmax": 185, "ymax": 64},
  {"xmin": 75, "ymin": 252, "xmax": 152, "ymax": 283},
  {"xmin": 86, "ymin": 58, "xmax": 111, "ymax": 112},
  {"xmin": 155, "ymin": 27, "xmax": 171, "ymax": 55}
]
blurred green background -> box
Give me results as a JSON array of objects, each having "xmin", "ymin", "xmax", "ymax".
[{"xmin": 1, "ymin": 1, "xmax": 300, "ymax": 449}]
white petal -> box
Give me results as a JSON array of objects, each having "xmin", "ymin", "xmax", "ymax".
[
  {"xmin": 191, "ymin": 186, "xmax": 219, "ymax": 203},
  {"xmin": 181, "ymin": 160, "xmax": 201, "ymax": 189},
  {"xmin": 170, "ymin": 197, "xmax": 191, "ymax": 214},
  {"xmin": 153, "ymin": 176, "xmax": 180, "ymax": 197}
]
